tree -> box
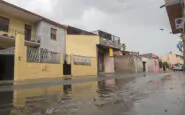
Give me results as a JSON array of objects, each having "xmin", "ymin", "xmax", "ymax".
[
  {"xmin": 163, "ymin": 62, "xmax": 169, "ymax": 69},
  {"xmin": 122, "ymin": 43, "xmax": 126, "ymax": 51},
  {"xmin": 159, "ymin": 59, "xmax": 163, "ymax": 68}
]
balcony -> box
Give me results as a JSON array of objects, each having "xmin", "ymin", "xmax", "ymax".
[
  {"xmin": 100, "ymin": 36, "xmax": 121, "ymax": 49},
  {"xmin": 0, "ymin": 28, "xmax": 40, "ymax": 48}
]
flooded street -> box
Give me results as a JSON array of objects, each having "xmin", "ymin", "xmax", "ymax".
[{"xmin": 0, "ymin": 72, "xmax": 185, "ymax": 115}]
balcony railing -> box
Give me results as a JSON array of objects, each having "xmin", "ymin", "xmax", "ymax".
[
  {"xmin": 100, "ymin": 37, "xmax": 121, "ymax": 49},
  {"xmin": 0, "ymin": 28, "xmax": 41, "ymax": 48}
]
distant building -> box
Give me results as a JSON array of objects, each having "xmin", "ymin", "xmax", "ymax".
[
  {"xmin": 141, "ymin": 53, "xmax": 160, "ymax": 73},
  {"xmin": 161, "ymin": 53, "xmax": 184, "ymax": 66}
]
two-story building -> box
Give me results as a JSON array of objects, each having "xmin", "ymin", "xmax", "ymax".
[
  {"xmin": 0, "ymin": 0, "xmax": 66, "ymax": 81},
  {"xmin": 93, "ymin": 30, "xmax": 121, "ymax": 74}
]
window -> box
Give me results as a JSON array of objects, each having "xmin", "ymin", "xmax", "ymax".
[
  {"xmin": 51, "ymin": 28, "xmax": 57, "ymax": 40},
  {"xmin": 0, "ymin": 16, "xmax": 9, "ymax": 32}
]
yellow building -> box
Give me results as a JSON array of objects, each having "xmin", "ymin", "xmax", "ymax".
[
  {"xmin": 161, "ymin": 53, "xmax": 184, "ymax": 66},
  {"xmin": 0, "ymin": 1, "xmax": 66, "ymax": 81},
  {"xmin": 65, "ymin": 26, "xmax": 99, "ymax": 76}
]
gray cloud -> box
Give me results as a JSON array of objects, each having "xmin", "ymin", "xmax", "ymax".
[{"xmin": 7, "ymin": 0, "xmax": 182, "ymax": 56}]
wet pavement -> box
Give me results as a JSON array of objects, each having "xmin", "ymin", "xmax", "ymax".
[{"xmin": 0, "ymin": 72, "xmax": 184, "ymax": 115}]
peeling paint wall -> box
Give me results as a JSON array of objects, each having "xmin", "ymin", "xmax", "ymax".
[{"xmin": 35, "ymin": 21, "xmax": 66, "ymax": 53}]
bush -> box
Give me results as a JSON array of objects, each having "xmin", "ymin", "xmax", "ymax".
[
  {"xmin": 163, "ymin": 62, "xmax": 170, "ymax": 69},
  {"xmin": 159, "ymin": 60, "xmax": 163, "ymax": 68}
]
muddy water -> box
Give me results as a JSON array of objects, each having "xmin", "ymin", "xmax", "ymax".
[{"xmin": 0, "ymin": 72, "xmax": 184, "ymax": 115}]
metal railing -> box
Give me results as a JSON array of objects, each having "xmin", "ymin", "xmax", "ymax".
[
  {"xmin": 0, "ymin": 47, "xmax": 15, "ymax": 55},
  {"xmin": 100, "ymin": 37, "xmax": 121, "ymax": 49},
  {"xmin": 27, "ymin": 48, "xmax": 60, "ymax": 64},
  {"xmin": 0, "ymin": 28, "xmax": 41, "ymax": 43}
]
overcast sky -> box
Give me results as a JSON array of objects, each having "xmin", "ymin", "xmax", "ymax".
[{"xmin": 7, "ymin": 0, "xmax": 182, "ymax": 56}]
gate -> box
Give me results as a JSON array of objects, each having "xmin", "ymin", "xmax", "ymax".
[{"xmin": 63, "ymin": 54, "xmax": 71, "ymax": 75}]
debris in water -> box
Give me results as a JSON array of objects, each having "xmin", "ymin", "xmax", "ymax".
[{"xmin": 165, "ymin": 109, "xmax": 167, "ymax": 112}]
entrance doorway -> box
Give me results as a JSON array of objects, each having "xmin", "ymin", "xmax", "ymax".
[
  {"xmin": 25, "ymin": 24, "xmax": 32, "ymax": 41},
  {"xmin": 143, "ymin": 61, "xmax": 146, "ymax": 72},
  {"xmin": 0, "ymin": 55, "xmax": 14, "ymax": 80},
  {"xmin": 98, "ymin": 53, "xmax": 104, "ymax": 72}
]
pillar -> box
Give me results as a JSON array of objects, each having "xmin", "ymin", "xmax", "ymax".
[{"xmin": 14, "ymin": 34, "xmax": 26, "ymax": 81}]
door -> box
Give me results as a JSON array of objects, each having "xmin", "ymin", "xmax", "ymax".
[
  {"xmin": 25, "ymin": 24, "xmax": 32, "ymax": 41},
  {"xmin": 98, "ymin": 53, "xmax": 104, "ymax": 72},
  {"xmin": 143, "ymin": 61, "xmax": 146, "ymax": 72}
]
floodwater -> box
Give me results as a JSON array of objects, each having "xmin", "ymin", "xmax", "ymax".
[{"xmin": 0, "ymin": 72, "xmax": 185, "ymax": 115}]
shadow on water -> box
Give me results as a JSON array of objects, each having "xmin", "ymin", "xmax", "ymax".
[{"xmin": 0, "ymin": 76, "xmax": 136, "ymax": 115}]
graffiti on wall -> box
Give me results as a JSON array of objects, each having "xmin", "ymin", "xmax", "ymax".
[{"xmin": 73, "ymin": 55, "xmax": 91, "ymax": 66}]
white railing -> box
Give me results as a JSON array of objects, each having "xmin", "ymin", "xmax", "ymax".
[
  {"xmin": 100, "ymin": 38, "xmax": 121, "ymax": 49},
  {"xmin": 0, "ymin": 47, "xmax": 15, "ymax": 55},
  {"xmin": 27, "ymin": 48, "xmax": 60, "ymax": 63}
]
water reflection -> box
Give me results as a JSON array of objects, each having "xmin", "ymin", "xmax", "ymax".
[{"xmin": 0, "ymin": 77, "xmax": 135, "ymax": 115}]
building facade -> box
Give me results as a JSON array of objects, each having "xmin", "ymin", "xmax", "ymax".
[
  {"xmin": 93, "ymin": 30, "xmax": 121, "ymax": 74},
  {"xmin": 161, "ymin": 53, "xmax": 184, "ymax": 66},
  {"xmin": 0, "ymin": 1, "xmax": 66, "ymax": 81},
  {"xmin": 65, "ymin": 26, "xmax": 99, "ymax": 76},
  {"xmin": 141, "ymin": 53, "xmax": 160, "ymax": 73}
]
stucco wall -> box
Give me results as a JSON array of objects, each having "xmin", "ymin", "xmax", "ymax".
[
  {"xmin": 66, "ymin": 35, "xmax": 99, "ymax": 76},
  {"xmin": 14, "ymin": 34, "xmax": 63, "ymax": 81},
  {"xmin": 0, "ymin": 11, "xmax": 35, "ymax": 40},
  {"xmin": 66, "ymin": 35, "xmax": 99, "ymax": 57},
  {"xmin": 152, "ymin": 58, "xmax": 160, "ymax": 72},
  {"xmin": 115, "ymin": 56, "xmax": 143, "ymax": 74},
  {"xmin": 35, "ymin": 21, "xmax": 66, "ymax": 53},
  {"xmin": 142, "ymin": 57, "xmax": 159, "ymax": 73},
  {"xmin": 104, "ymin": 54, "xmax": 114, "ymax": 73}
]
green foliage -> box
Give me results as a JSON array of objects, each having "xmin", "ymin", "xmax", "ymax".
[
  {"xmin": 122, "ymin": 43, "xmax": 126, "ymax": 51},
  {"xmin": 163, "ymin": 62, "xmax": 170, "ymax": 69},
  {"xmin": 159, "ymin": 59, "xmax": 163, "ymax": 68}
]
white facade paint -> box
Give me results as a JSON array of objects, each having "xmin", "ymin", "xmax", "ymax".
[{"xmin": 35, "ymin": 21, "xmax": 66, "ymax": 53}]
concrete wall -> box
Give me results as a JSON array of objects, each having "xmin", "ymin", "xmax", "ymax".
[
  {"xmin": 152, "ymin": 58, "xmax": 160, "ymax": 72},
  {"xmin": 66, "ymin": 35, "xmax": 99, "ymax": 76},
  {"xmin": 35, "ymin": 21, "xmax": 66, "ymax": 53},
  {"xmin": 0, "ymin": 11, "xmax": 35, "ymax": 40},
  {"xmin": 115, "ymin": 56, "xmax": 143, "ymax": 74},
  {"xmin": 14, "ymin": 34, "xmax": 63, "ymax": 81}
]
